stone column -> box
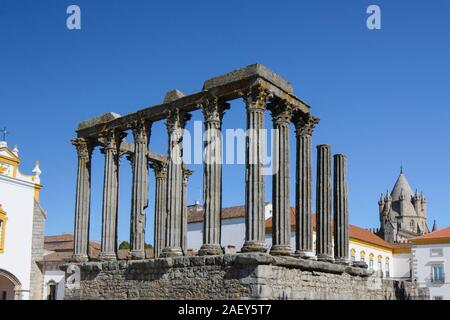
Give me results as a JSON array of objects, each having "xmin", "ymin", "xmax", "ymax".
[
  {"xmin": 268, "ymin": 100, "xmax": 292, "ymax": 256},
  {"xmin": 72, "ymin": 138, "xmax": 93, "ymax": 262},
  {"xmin": 316, "ymin": 144, "xmax": 333, "ymax": 262},
  {"xmin": 199, "ymin": 96, "xmax": 229, "ymax": 256},
  {"xmin": 181, "ymin": 168, "xmax": 193, "ymax": 254},
  {"xmin": 293, "ymin": 114, "xmax": 319, "ymax": 259},
  {"xmin": 334, "ymin": 154, "xmax": 349, "ymax": 264},
  {"xmin": 99, "ymin": 130, "xmax": 123, "ymax": 261},
  {"xmin": 152, "ymin": 161, "xmax": 168, "ymax": 258},
  {"xmin": 129, "ymin": 120, "xmax": 151, "ymax": 260},
  {"xmin": 242, "ymin": 87, "xmax": 269, "ymax": 253},
  {"xmin": 161, "ymin": 109, "xmax": 191, "ymax": 257}
]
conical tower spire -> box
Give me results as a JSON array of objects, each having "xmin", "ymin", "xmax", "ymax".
[{"xmin": 432, "ymin": 220, "xmax": 438, "ymax": 232}]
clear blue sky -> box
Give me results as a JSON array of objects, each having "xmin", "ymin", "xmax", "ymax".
[{"xmin": 1, "ymin": 0, "xmax": 449, "ymax": 244}]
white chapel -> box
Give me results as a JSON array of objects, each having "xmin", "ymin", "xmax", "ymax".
[{"xmin": 0, "ymin": 136, "xmax": 46, "ymax": 300}]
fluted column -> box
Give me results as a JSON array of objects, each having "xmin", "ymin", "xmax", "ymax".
[
  {"xmin": 294, "ymin": 114, "xmax": 320, "ymax": 259},
  {"xmin": 161, "ymin": 109, "xmax": 191, "ymax": 257},
  {"xmin": 242, "ymin": 87, "xmax": 269, "ymax": 253},
  {"xmin": 268, "ymin": 100, "xmax": 292, "ymax": 256},
  {"xmin": 129, "ymin": 120, "xmax": 151, "ymax": 260},
  {"xmin": 152, "ymin": 161, "xmax": 168, "ymax": 258},
  {"xmin": 99, "ymin": 130, "xmax": 123, "ymax": 261},
  {"xmin": 199, "ymin": 96, "xmax": 229, "ymax": 256},
  {"xmin": 334, "ymin": 154, "xmax": 349, "ymax": 264},
  {"xmin": 181, "ymin": 168, "xmax": 193, "ymax": 254},
  {"xmin": 72, "ymin": 138, "xmax": 93, "ymax": 262},
  {"xmin": 316, "ymin": 144, "xmax": 333, "ymax": 262}
]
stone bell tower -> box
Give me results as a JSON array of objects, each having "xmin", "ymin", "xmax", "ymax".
[{"xmin": 377, "ymin": 169, "xmax": 429, "ymax": 243}]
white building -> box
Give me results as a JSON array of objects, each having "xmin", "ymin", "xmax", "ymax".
[
  {"xmin": 0, "ymin": 140, "xmax": 45, "ymax": 300},
  {"xmin": 187, "ymin": 203, "xmax": 412, "ymax": 279},
  {"xmin": 410, "ymin": 227, "xmax": 450, "ymax": 300}
]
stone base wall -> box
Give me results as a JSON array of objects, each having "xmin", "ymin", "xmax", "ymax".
[{"xmin": 62, "ymin": 253, "xmax": 429, "ymax": 300}]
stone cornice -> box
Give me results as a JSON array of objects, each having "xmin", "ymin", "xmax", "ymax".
[{"xmin": 76, "ymin": 65, "xmax": 311, "ymax": 139}]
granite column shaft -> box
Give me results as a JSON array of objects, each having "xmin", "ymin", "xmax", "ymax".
[
  {"xmin": 334, "ymin": 154, "xmax": 349, "ymax": 264},
  {"xmin": 161, "ymin": 109, "xmax": 191, "ymax": 257},
  {"xmin": 316, "ymin": 144, "xmax": 333, "ymax": 262},
  {"xmin": 129, "ymin": 121, "xmax": 151, "ymax": 259},
  {"xmin": 72, "ymin": 138, "xmax": 93, "ymax": 262},
  {"xmin": 269, "ymin": 102, "xmax": 292, "ymax": 256},
  {"xmin": 242, "ymin": 88, "xmax": 268, "ymax": 253},
  {"xmin": 199, "ymin": 97, "xmax": 229, "ymax": 255}
]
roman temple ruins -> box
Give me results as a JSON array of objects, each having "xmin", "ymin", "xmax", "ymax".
[{"xmin": 65, "ymin": 64, "xmax": 428, "ymax": 300}]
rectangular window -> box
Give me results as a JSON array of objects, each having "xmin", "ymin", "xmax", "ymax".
[
  {"xmin": 430, "ymin": 248, "xmax": 443, "ymax": 257},
  {"xmin": 385, "ymin": 263, "xmax": 390, "ymax": 278},
  {"xmin": 431, "ymin": 265, "xmax": 444, "ymax": 283}
]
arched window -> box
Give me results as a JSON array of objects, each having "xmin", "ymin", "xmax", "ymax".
[
  {"xmin": 360, "ymin": 251, "xmax": 366, "ymax": 262},
  {"xmin": 350, "ymin": 249, "xmax": 356, "ymax": 262},
  {"xmin": 385, "ymin": 257, "xmax": 390, "ymax": 278},
  {"xmin": 0, "ymin": 205, "xmax": 7, "ymax": 254},
  {"xmin": 410, "ymin": 220, "xmax": 415, "ymax": 229},
  {"xmin": 369, "ymin": 253, "xmax": 374, "ymax": 270},
  {"xmin": 377, "ymin": 255, "xmax": 383, "ymax": 274}
]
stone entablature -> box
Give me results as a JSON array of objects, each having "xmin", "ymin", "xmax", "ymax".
[{"xmin": 62, "ymin": 253, "xmax": 428, "ymax": 300}]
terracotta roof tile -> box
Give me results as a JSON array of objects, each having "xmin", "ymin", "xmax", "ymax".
[
  {"xmin": 265, "ymin": 208, "xmax": 397, "ymax": 249},
  {"xmin": 411, "ymin": 226, "xmax": 450, "ymax": 242},
  {"xmin": 43, "ymin": 234, "xmax": 101, "ymax": 261},
  {"xmin": 188, "ymin": 205, "xmax": 245, "ymax": 223},
  {"xmin": 44, "ymin": 234, "xmax": 74, "ymax": 242}
]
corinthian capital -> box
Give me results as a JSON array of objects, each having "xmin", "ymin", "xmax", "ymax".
[
  {"xmin": 182, "ymin": 167, "xmax": 193, "ymax": 185},
  {"xmin": 242, "ymin": 85, "xmax": 271, "ymax": 111},
  {"xmin": 293, "ymin": 113, "xmax": 320, "ymax": 136},
  {"xmin": 131, "ymin": 119, "xmax": 152, "ymax": 144},
  {"xmin": 71, "ymin": 138, "xmax": 93, "ymax": 160},
  {"xmin": 150, "ymin": 160, "xmax": 168, "ymax": 179},
  {"xmin": 267, "ymin": 98, "xmax": 293, "ymax": 126},
  {"xmin": 166, "ymin": 108, "xmax": 192, "ymax": 133},
  {"xmin": 99, "ymin": 129, "xmax": 126, "ymax": 152},
  {"xmin": 201, "ymin": 95, "xmax": 230, "ymax": 126}
]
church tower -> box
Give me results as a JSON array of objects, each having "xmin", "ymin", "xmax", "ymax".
[{"xmin": 377, "ymin": 169, "xmax": 429, "ymax": 243}]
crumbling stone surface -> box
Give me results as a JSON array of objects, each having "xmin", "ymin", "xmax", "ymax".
[{"xmin": 63, "ymin": 253, "xmax": 429, "ymax": 300}]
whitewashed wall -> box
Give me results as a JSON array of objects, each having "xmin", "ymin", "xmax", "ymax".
[
  {"xmin": 43, "ymin": 271, "xmax": 65, "ymax": 300},
  {"xmin": 187, "ymin": 217, "xmax": 246, "ymax": 251},
  {"xmin": 412, "ymin": 243, "xmax": 450, "ymax": 300},
  {"xmin": 0, "ymin": 175, "xmax": 35, "ymax": 300},
  {"xmin": 392, "ymin": 253, "xmax": 411, "ymax": 279}
]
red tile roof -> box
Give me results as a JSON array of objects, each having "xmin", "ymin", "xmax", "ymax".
[
  {"xmin": 188, "ymin": 205, "xmax": 245, "ymax": 223},
  {"xmin": 44, "ymin": 234, "xmax": 154, "ymax": 261},
  {"xmin": 265, "ymin": 208, "xmax": 401, "ymax": 250},
  {"xmin": 44, "ymin": 234, "xmax": 101, "ymax": 261},
  {"xmin": 189, "ymin": 205, "xmax": 397, "ymax": 250},
  {"xmin": 410, "ymin": 226, "xmax": 450, "ymax": 243}
]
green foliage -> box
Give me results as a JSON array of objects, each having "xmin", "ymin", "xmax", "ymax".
[{"xmin": 119, "ymin": 241, "xmax": 130, "ymax": 250}]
